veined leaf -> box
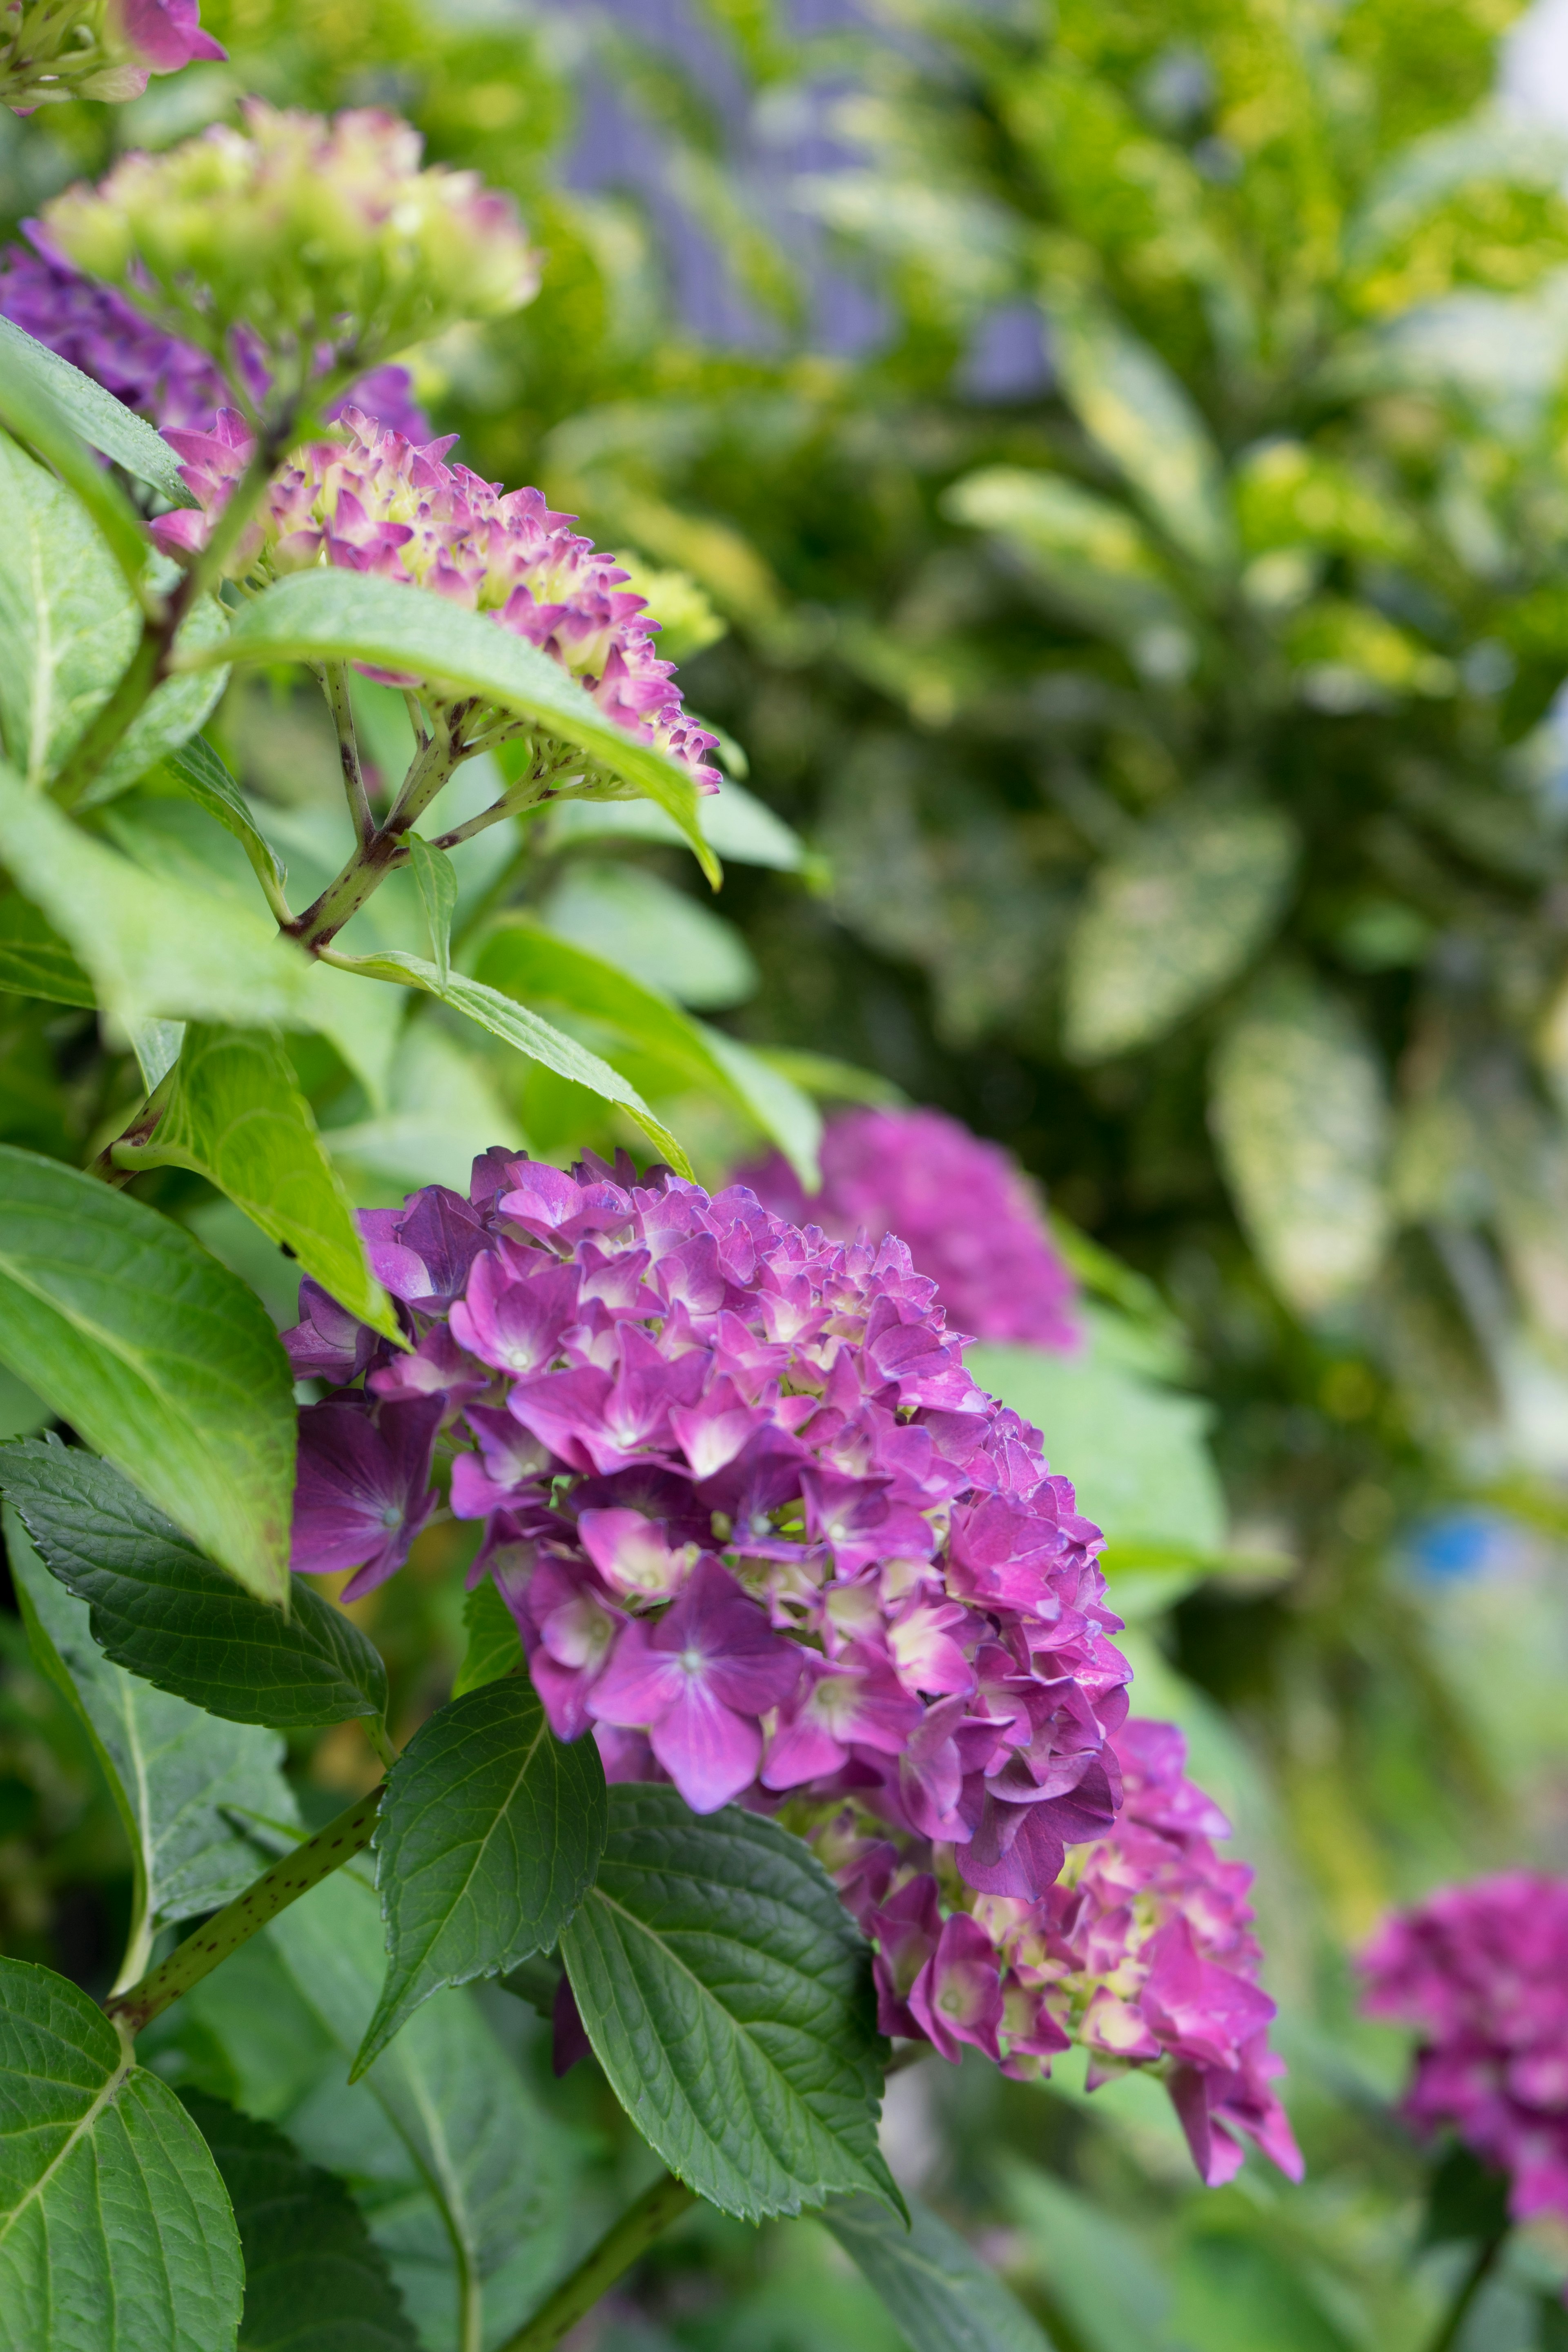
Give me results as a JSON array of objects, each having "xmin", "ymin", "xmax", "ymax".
[
  {"xmin": 355, "ymin": 1679, "xmax": 606, "ymax": 2075},
  {"xmin": 405, "ymin": 834, "xmax": 457, "ymax": 987},
  {"xmin": 453, "ymin": 1572, "xmax": 523, "ymax": 1698},
  {"xmin": 0, "ymin": 328, "xmax": 161, "ymax": 595},
  {"xmin": 0, "ymin": 1443, "xmax": 388, "ymax": 1732},
  {"xmin": 0, "ymin": 314, "xmax": 196, "ymax": 509},
  {"xmin": 473, "ymin": 919, "xmax": 821, "ymax": 1184},
  {"xmin": 0, "ymin": 1957, "xmax": 243, "ymax": 2352},
  {"xmin": 824, "ymin": 2192, "xmax": 1056, "ymax": 2352},
  {"xmin": 1063, "ymin": 801, "xmax": 1298, "ymax": 1062},
  {"xmin": 115, "ymin": 1024, "xmax": 399, "ymax": 1342},
  {"xmin": 181, "ymin": 2094, "xmax": 419, "ymax": 2352},
  {"xmin": 324, "ymin": 941, "xmax": 692, "ymax": 1174},
  {"xmin": 0, "ymin": 431, "xmax": 137, "ymax": 788},
  {"xmin": 561, "ymin": 1786, "xmax": 898, "ymax": 2223},
  {"xmin": 0, "ymin": 893, "xmax": 94, "ymax": 1007},
  {"xmin": 7, "ymin": 1503, "xmax": 298, "ymax": 1987},
  {"xmin": 0, "ymin": 765, "xmax": 317, "ymax": 1033},
  {"xmin": 161, "ymin": 735, "xmax": 288, "ymax": 899},
  {"xmin": 1210, "ymin": 972, "xmax": 1392, "ymax": 1317},
  {"xmin": 1048, "ymin": 301, "xmax": 1236, "ymax": 573},
  {"xmin": 0, "ymin": 1145, "xmax": 296, "ymax": 1601},
  {"xmin": 173, "ymin": 567, "xmax": 720, "ymax": 883}
]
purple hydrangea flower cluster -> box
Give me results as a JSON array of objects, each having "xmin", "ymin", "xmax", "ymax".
[
  {"xmin": 3, "ymin": 0, "xmax": 221, "ymax": 112},
  {"xmin": 151, "ymin": 410, "xmax": 722, "ymax": 789},
  {"xmin": 0, "ymin": 241, "xmax": 430, "ymax": 439},
  {"xmin": 284, "ymin": 1150, "xmax": 1129, "ymax": 1885},
  {"xmin": 835, "ymin": 1715, "xmax": 1301, "ymax": 2185},
  {"xmin": 740, "ymin": 1108, "xmax": 1080, "ymax": 1352},
  {"xmin": 1361, "ymin": 1874, "xmax": 1568, "ymax": 2227}
]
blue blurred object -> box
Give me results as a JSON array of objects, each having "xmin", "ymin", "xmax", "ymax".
[{"xmin": 1408, "ymin": 1509, "xmax": 1517, "ymax": 1581}]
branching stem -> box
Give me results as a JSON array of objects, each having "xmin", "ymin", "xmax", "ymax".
[{"xmin": 496, "ymin": 2171, "xmax": 697, "ymax": 2352}]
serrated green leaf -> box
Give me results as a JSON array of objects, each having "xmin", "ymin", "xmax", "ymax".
[
  {"xmin": 355, "ymin": 1679, "xmax": 606, "ymax": 2076},
  {"xmin": 115, "ymin": 1024, "xmax": 399, "ymax": 1341},
  {"xmin": 1063, "ymin": 802, "xmax": 1298, "ymax": 1062},
  {"xmin": 561, "ymin": 1785, "xmax": 897, "ymax": 2222},
  {"xmin": 0, "ymin": 1443, "xmax": 388, "ymax": 1731},
  {"xmin": 0, "ymin": 431, "xmax": 138, "ymax": 788},
  {"xmin": 824, "ymin": 2192, "xmax": 1056, "ymax": 2352},
  {"xmin": 1048, "ymin": 301, "xmax": 1235, "ymax": 572},
  {"xmin": 0, "ymin": 1145, "xmax": 295, "ymax": 1601},
  {"xmin": 0, "ymin": 892, "xmax": 94, "ymax": 1006},
  {"xmin": 0, "ymin": 1957, "xmax": 243, "ymax": 2352},
  {"xmin": 7, "ymin": 1502, "xmax": 298, "ymax": 1985},
  {"xmin": 324, "ymin": 940, "xmax": 693, "ymax": 1174},
  {"xmin": 181, "ymin": 2094, "xmax": 419, "ymax": 2352},
  {"xmin": 0, "ymin": 314, "xmax": 196, "ymax": 509},
  {"xmin": 406, "ymin": 833, "xmax": 457, "ymax": 986},
  {"xmin": 1210, "ymin": 972, "xmax": 1392, "ymax": 1316},
  {"xmin": 0, "ymin": 764, "xmax": 316, "ymax": 1033},
  {"xmin": 453, "ymin": 1572, "xmax": 523, "ymax": 1697},
  {"xmin": 0, "ymin": 329, "xmax": 160, "ymax": 595},
  {"xmin": 173, "ymin": 567, "xmax": 720, "ymax": 883},
  {"xmin": 473, "ymin": 919, "xmax": 821, "ymax": 1183}
]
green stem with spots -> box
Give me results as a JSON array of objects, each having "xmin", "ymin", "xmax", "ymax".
[{"xmin": 105, "ymin": 1784, "xmax": 383, "ymax": 2035}]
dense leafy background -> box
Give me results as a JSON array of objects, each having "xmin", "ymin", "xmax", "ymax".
[{"xmin": 7, "ymin": 0, "xmax": 1568, "ymax": 2344}]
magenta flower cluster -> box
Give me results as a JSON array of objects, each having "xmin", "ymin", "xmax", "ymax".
[
  {"xmin": 740, "ymin": 1108, "xmax": 1079, "ymax": 1352},
  {"xmin": 1361, "ymin": 1874, "xmax": 1568, "ymax": 2227},
  {"xmin": 152, "ymin": 409, "xmax": 722, "ymax": 789},
  {"xmin": 0, "ymin": 241, "xmax": 429, "ymax": 439}
]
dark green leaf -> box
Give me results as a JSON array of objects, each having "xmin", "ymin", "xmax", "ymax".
[
  {"xmin": 0, "ymin": 1957, "xmax": 243, "ymax": 2352},
  {"xmin": 115, "ymin": 1023, "xmax": 399, "ymax": 1340},
  {"xmin": 0, "ymin": 430, "xmax": 138, "ymax": 787},
  {"xmin": 356, "ymin": 1678, "xmax": 606, "ymax": 2075},
  {"xmin": 7, "ymin": 1503, "xmax": 297, "ymax": 1982},
  {"xmin": 0, "ymin": 893, "xmax": 95, "ymax": 1007},
  {"xmin": 0, "ymin": 1443, "xmax": 388, "ymax": 1731},
  {"xmin": 452, "ymin": 1572, "xmax": 523, "ymax": 1698},
  {"xmin": 173, "ymin": 567, "xmax": 719, "ymax": 882},
  {"xmin": 405, "ymin": 834, "xmax": 457, "ymax": 987},
  {"xmin": 180, "ymin": 2094, "xmax": 419, "ymax": 2352},
  {"xmin": 560, "ymin": 1784, "xmax": 898, "ymax": 2221},
  {"xmin": 1420, "ymin": 2141, "xmax": 1512, "ymax": 2249},
  {"xmin": 824, "ymin": 2192, "xmax": 1057, "ymax": 2352},
  {"xmin": 0, "ymin": 1145, "xmax": 296, "ymax": 1601},
  {"xmin": 0, "ymin": 315, "xmax": 197, "ymax": 508}
]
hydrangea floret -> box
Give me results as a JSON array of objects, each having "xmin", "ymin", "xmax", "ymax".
[
  {"xmin": 742, "ymin": 1107, "xmax": 1080, "ymax": 1350},
  {"xmin": 41, "ymin": 103, "xmax": 538, "ymax": 421},
  {"xmin": 1, "ymin": 0, "xmax": 221, "ymax": 113},
  {"xmin": 282, "ymin": 1152, "xmax": 1295, "ymax": 2183},
  {"xmin": 1361, "ymin": 1874, "xmax": 1568, "ymax": 2228}
]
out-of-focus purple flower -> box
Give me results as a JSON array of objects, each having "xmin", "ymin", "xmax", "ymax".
[
  {"xmin": 739, "ymin": 1108, "xmax": 1079, "ymax": 1351},
  {"xmin": 110, "ymin": 0, "xmax": 223, "ymax": 71},
  {"xmin": 149, "ymin": 409, "xmax": 722, "ymax": 793},
  {"xmin": 1361, "ymin": 1873, "xmax": 1568, "ymax": 2229},
  {"xmin": 0, "ymin": 242, "xmax": 430, "ymax": 440},
  {"xmin": 290, "ymin": 1394, "xmax": 443, "ymax": 1600},
  {"xmin": 1, "ymin": 0, "xmax": 222, "ymax": 112}
]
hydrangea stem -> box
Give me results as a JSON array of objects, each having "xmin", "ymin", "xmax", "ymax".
[
  {"xmin": 105, "ymin": 1784, "xmax": 383, "ymax": 2035},
  {"xmin": 496, "ymin": 2171, "xmax": 697, "ymax": 2352},
  {"xmin": 283, "ymin": 713, "xmax": 470, "ymax": 951},
  {"xmin": 1425, "ymin": 2229, "xmax": 1508, "ymax": 2352}
]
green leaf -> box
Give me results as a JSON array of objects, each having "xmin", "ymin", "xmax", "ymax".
[
  {"xmin": 1047, "ymin": 300, "xmax": 1236, "ymax": 572},
  {"xmin": 355, "ymin": 1678, "xmax": 606, "ymax": 2076},
  {"xmin": 115, "ymin": 1023, "xmax": 399, "ymax": 1341},
  {"xmin": 265, "ymin": 1868, "xmax": 570, "ymax": 2351},
  {"xmin": 541, "ymin": 859, "xmax": 760, "ymax": 1007},
  {"xmin": 0, "ymin": 765, "xmax": 318, "ymax": 1033},
  {"xmin": 0, "ymin": 1957, "xmax": 243, "ymax": 2352},
  {"xmin": 0, "ymin": 431, "xmax": 138, "ymax": 787},
  {"xmin": 543, "ymin": 773, "xmax": 806, "ymax": 869},
  {"xmin": 180, "ymin": 2094, "xmax": 419, "ymax": 2352},
  {"xmin": 174, "ymin": 567, "xmax": 720, "ymax": 883},
  {"xmin": 324, "ymin": 941, "xmax": 693, "ymax": 1174},
  {"xmin": 7, "ymin": 1502, "xmax": 298, "ymax": 1982},
  {"xmin": 0, "ymin": 329, "xmax": 162, "ymax": 595},
  {"xmin": 453, "ymin": 1571, "xmax": 523, "ymax": 1698},
  {"xmin": 0, "ymin": 1145, "xmax": 296, "ymax": 1602},
  {"xmin": 753, "ymin": 1047, "xmax": 907, "ymax": 1109},
  {"xmin": 0, "ymin": 892, "xmax": 94, "ymax": 1006},
  {"xmin": 560, "ymin": 1785, "xmax": 898, "ymax": 2222},
  {"xmin": 942, "ymin": 466, "xmax": 1191, "ymax": 664},
  {"xmin": 1001, "ymin": 2163, "xmax": 1176, "ymax": 2352},
  {"xmin": 0, "ymin": 314, "xmax": 197, "ymax": 509},
  {"xmin": 161, "ymin": 735, "xmax": 288, "ymax": 900},
  {"xmin": 405, "ymin": 833, "xmax": 457, "ymax": 986},
  {"xmin": 0, "ymin": 1442, "xmax": 388, "ymax": 1732},
  {"xmin": 823, "ymin": 2192, "xmax": 1056, "ymax": 2352},
  {"xmin": 1210, "ymin": 971, "xmax": 1392, "ymax": 1317},
  {"xmin": 78, "ymin": 591, "xmax": 231, "ymax": 809},
  {"xmin": 473, "ymin": 919, "xmax": 821, "ymax": 1184},
  {"xmin": 1062, "ymin": 801, "xmax": 1298, "ymax": 1062}
]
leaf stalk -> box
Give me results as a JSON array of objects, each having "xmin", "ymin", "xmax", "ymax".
[{"xmin": 496, "ymin": 2169, "xmax": 697, "ymax": 2352}]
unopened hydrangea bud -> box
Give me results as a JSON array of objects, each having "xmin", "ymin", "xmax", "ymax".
[
  {"xmin": 42, "ymin": 101, "xmax": 538, "ymax": 408},
  {"xmin": 0, "ymin": 0, "xmax": 221, "ymax": 111}
]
